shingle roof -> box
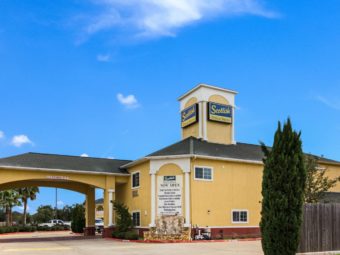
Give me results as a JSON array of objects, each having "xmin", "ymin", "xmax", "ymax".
[
  {"xmin": 0, "ymin": 152, "xmax": 131, "ymax": 174},
  {"xmin": 147, "ymin": 136, "xmax": 339, "ymax": 164},
  {"xmin": 95, "ymin": 198, "xmax": 104, "ymax": 204}
]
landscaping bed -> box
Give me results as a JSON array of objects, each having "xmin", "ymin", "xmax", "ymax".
[{"xmin": 0, "ymin": 225, "xmax": 70, "ymax": 234}]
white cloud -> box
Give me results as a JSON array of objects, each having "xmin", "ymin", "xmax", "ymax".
[
  {"xmin": 0, "ymin": 131, "xmax": 4, "ymax": 139},
  {"xmin": 117, "ymin": 93, "xmax": 140, "ymax": 108},
  {"xmin": 57, "ymin": 200, "xmax": 64, "ymax": 206},
  {"xmin": 85, "ymin": 0, "xmax": 278, "ymax": 38},
  {"xmin": 80, "ymin": 153, "xmax": 89, "ymax": 157},
  {"xmin": 97, "ymin": 54, "xmax": 111, "ymax": 62},
  {"xmin": 315, "ymin": 95, "xmax": 340, "ymax": 111},
  {"xmin": 11, "ymin": 135, "xmax": 33, "ymax": 147}
]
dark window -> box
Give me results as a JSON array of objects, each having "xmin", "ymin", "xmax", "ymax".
[
  {"xmin": 195, "ymin": 167, "xmax": 203, "ymax": 179},
  {"xmin": 195, "ymin": 167, "xmax": 212, "ymax": 180},
  {"xmin": 132, "ymin": 212, "xmax": 140, "ymax": 227},
  {"xmin": 232, "ymin": 210, "xmax": 248, "ymax": 223},
  {"xmin": 132, "ymin": 172, "xmax": 140, "ymax": 188}
]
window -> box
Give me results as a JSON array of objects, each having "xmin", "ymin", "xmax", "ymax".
[
  {"xmin": 194, "ymin": 167, "xmax": 213, "ymax": 180},
  {"xmin": 232, "ymin": 210, "xmax": 248, "ymax": 223},
  {"xmin": 132, "ymin": 211, "xmax": 141, "ymax": 227},
  {"xmin": 132, "ymin": 172, "xmax": 140, "ymax": 188}
]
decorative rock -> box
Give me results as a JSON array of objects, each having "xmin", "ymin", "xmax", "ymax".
[{"xmin": 144, "ymin": 216, "xmax": 191, "ymax": 241}]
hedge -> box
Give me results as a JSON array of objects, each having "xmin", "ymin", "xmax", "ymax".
[
  {"xmin": 0, "ymin": 225, "xmax": 70, "ymax": 234},
  {"xmin": 112, "ymin": 230, "xmax": 139, "ymax": 240}
]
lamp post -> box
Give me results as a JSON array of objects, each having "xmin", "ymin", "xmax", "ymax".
[{"xmin": 55, "ymin": 188, "xmax": 58, "ymax": 219}]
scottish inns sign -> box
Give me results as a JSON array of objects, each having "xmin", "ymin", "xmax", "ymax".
[
  {"xmin": 208, "ymin": 102, "xmax": 232, "ymax": 124},
  {"xmin": 181, "ymin": 104, "xmax": 198, "ymax": 128}
]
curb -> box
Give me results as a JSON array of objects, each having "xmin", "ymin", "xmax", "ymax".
[
  {"xmin": 105, "ymin": 237, "xmax": 262, "ymax": 244},
  {"xmin": 0, "ymin": 230, "xmax": 72, "ymax": 236}
]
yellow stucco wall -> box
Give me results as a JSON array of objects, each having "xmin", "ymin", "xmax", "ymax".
[
  {"xmin": 116, "ymin": 161, "xmax": 151, "ymax": 227},
  {"xmin": 207, "ymin": 95, "xmax": 232, "ymax": 145},
  {"xmin": 0, "ymin": 168, "xmax": 121, "ymax": 190},
  {"xmin": 320, "ymin": 163, "xmax": 340, "ymax": 192},
  {"xmin": 190, "ymin": 158, "xmax": 263, "ymax": 227},
  {"xmin": 182, "ymin": 97, "xmax": 199, "ymax": 140}
]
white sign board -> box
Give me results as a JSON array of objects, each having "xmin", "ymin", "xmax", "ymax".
[{"xmin": 157, "ymin": 175, "xmax": 182, "ymax": 216}]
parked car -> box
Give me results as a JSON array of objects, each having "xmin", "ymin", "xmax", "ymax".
[
  {"xmin": 95, "ymin": 219, "xmax": 104, "ymax": 233},
  {"xmin": 38, "ymin": 219, "xmax": 69, "ymax": 227}
]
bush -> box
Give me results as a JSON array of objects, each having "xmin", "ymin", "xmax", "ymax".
[
  {"xmin": 113, "ymin": 201, "xmax": 133, "ymax": 233},
  {"xmin": 124, "ymin": 231, "xmax": 139, "ymax": 240},
  {"xmin": 37, "ymin": 226, "xmax": 50, "ymax": 231},
  {"xmin": 112, "ymin": 230, "xmax": 139, "ymax": 240},
  {"xmin": 71, "ymin": 204, "xmax": 85, "ymax": 233},
  {"xmin": 0, "ymin": 226, "xmax": 37, "ymax": 233}
]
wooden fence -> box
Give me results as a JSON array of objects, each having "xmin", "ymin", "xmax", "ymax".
[{"xmin": 298, "ymin": 203, "xmax": 340, "ymax": 253}]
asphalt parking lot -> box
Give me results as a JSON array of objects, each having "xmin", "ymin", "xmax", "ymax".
[{"xmin": 0, "ymin": 238, "xmax": 264, "ymax": 255}]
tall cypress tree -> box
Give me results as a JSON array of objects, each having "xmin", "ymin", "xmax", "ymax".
[{"xmin": 260, "ymin": 119, "xmax": 306, "ymax": 255}]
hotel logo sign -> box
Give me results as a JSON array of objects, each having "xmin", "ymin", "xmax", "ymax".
[
  {"xmin": 181, "ymin": 104, "xmax": 199, "ymax": 128},
  {"xmin": 208, "ymin": 102, "xmax": 232, "ymax": 124}
]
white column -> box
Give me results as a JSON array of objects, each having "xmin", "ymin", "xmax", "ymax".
[
  {"xmin": 150, "ymin": 173, "xmax": 156, "ymax": 227},
  {"xmin": 184, "ymin": 171, "xmax": 191, "ymax": 227},
  {"xmin": 108, "ymin": 190, "xmax": 114, "ymax": 226}
]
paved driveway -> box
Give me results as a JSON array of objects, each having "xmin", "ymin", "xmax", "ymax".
[{"xmin": 0, "ymin": 238, "xmax": 263, "ymax": 255}]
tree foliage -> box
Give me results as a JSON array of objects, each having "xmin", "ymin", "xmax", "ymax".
[
  {"xmin": 33, "ymin": 205, "xmax": 54, "ymax": 223},
  {"xmin": 113, "ymin": 200, "xmax": 132, "ymax": 233},
  {"xmin": 304, "ymin": 156, "xmax": 340, "ymax": 203},
  {"xmin": 71, "ymin": 204, "xmax": 85, "ymax": 233},
  {"xmin": 0, "ymin": 190, "xmax": 21, "ymax": 226},
  {"xmin": 260, "ymin": 119, "xmax": 306, "ymax": 255},
  {"xmin": 17, "ymin": 187, "xmax": 39, "ymax": 225},
  {"xmin": 57, "ymin": 205, "xmax": 73, "ymax": 221}
]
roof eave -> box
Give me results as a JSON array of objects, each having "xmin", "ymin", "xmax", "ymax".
[
  {"xmin": 0, "ymin": 165, "xmax": 130, "ymax": 176},
  {"xmin": 123, "ymin": 154, "xmax": 263, "ymax": 168},
  {"xmin": 178, "ymin": 83, "xmax": 238, "ymax": 101},
  {"xmin": 318, "ymin": 160, "xmax": 340, "ymax": 167}
]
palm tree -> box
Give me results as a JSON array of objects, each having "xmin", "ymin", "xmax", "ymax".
[
  {"xmin": 0, "ymin": 190, "xmax": 21, "ymax": 226},
  {"xmin": 17, "ymin": 187, "xmax": 39, "ymax": 225}
]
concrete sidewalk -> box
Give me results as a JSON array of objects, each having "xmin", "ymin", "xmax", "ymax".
[{"xmin": 0, "ymin": 238, "xmax": 263, "ymax": 255}]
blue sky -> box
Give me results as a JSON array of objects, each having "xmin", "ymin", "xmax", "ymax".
[{"xmin": 0, "ymin": 0, "xmax": 340, "ymax": 213}]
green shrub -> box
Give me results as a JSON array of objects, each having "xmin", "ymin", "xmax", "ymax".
[
  {"xmin": 71, "ymin": 204, "xmax": 85, "ymax": 233},
  {"xmin": 37, "ymin": 226, "xmax": 49, "ymax": 231},
  {"xmin": 112, "ymin": 230, "xmax": 139, "ymax": 240},
  {"xmin": 113, "ymin": 201, "xmax": 133, "ymax": 233},
  {"xmin": 112, "ymin": 230, "xmax": 118, "ymax": 238},
  {"xmin": 124, "ymin": 231, "xmax": 139, "ymax": 240},
  {"xmin": 0, "ymin": 228, "xmax": 5, "ymax": 234},
  {"xmin": 19, "ymin": 226, "xmax": 32, "ymax": 232},
  {"xmin": 112, "ymin": 230, "xmax": 126, "ymax": 239}
]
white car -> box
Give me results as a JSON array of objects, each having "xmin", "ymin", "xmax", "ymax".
[
  {"xmin": 38, "ymin": 219, "xmax": 67, "ymax": 227},
  {"xmin": 95, "ymin": 219, "xmax": 104, "ymax": 233}
]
